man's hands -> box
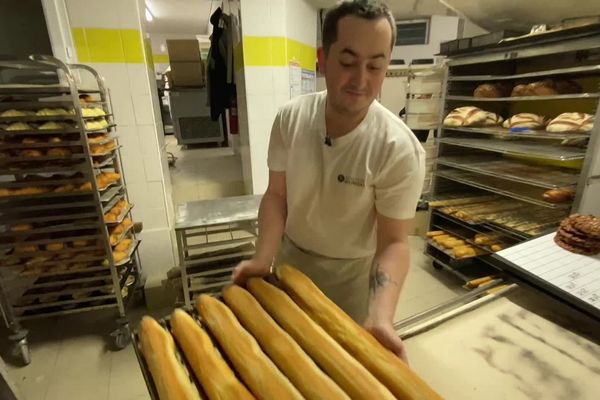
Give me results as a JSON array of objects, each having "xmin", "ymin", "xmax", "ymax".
[
  {"xmin": 364, "ymin": 318, "xmax": 408, "ymax": 364},
  {"xmin": 232, "ymin": 259, "xmax": 271, "ymax": 285}
]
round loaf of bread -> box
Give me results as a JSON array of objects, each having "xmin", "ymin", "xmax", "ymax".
[
  {"xmin": 474, "ymin": 84, "xmax": 502, "ymax": 98},
  {"xmin": 503, "ymin": 113, "xmax": 547, "ymax": 130},
  {"xmin": 547, "ymin": 113, "xmax": 594, "ymax": 133}
]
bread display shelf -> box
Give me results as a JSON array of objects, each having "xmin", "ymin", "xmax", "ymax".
[
  {"xmin": 448, "ymin": 64, "xmax": 600, "ymax": 82},
  {"xmin": 0, "ymin": 176, "xmax": 89, "ymax": 189},
  {"xmin": 14, "ymin": 293, "xmax": 116, "ymax": 313},
  {"xmin": 102, "ymin": 192, "xmax": 126, "ymax": 214},
  {"xmin": 432, "ymin": 209, "xmax": 530, "ymax": 241},
  {"xmin": 3, "ymin": 251, "xmax": 106, "ymax": 271},
  {"xmin": 88, "ymin": 135, "xmax": 118, "ymax": 147},
  {"xmin": 0, "ymin": 140, "xmax": 84, "ymax": 150},
  {"xmin": 25, "ymin": 265, "xmax": 111, "ymax": 279},
  {"xmin": 0, "ymin": 85, "xmax": 100, "ymax": 95},
  {"xmin": 110, "ymin": 224, "xmax": 134, "ymax": 247},
  {"xmin": 438, "ymin": 137, "xmax": 586, "ymax": 160},
  {"xmin": 106, "ymin": 203, "xmax": 134, "ymax": 226},
  {"xmin": 437, "ymin": 156, "xmax": 579, "ymax": 189},
  {"xmin": 93, "ymin": 153, "xmax": 117, "ymax": 168},
  {"xmin": 443, "ymin": 126, "xmax": 591, "ymax": 140},
  {"xmin": 446, "ymin": 92, "xmax": 600, "ymax": 102},
  {"xmin": 0, "ymin": 115, "xmax": 78, "ymax": 123},
  {"xmin": 0, "ymin": 187, "xmax": 93, "ymax": 201},
  {"xmin": 16, "ymin": 300, "xmax": 118, "ymax": 321},
  {"xmin": 423, "ymin": 248, "xmax": 486, "ymax": 283},
  {"xmin": 23, "ymin": 273, "xmax": 114, "ymax": 290},
  {"xmin": 97, "ymin": 179, "xmax": 120, "ymax": 193},
  {"xmin": 0, "ymin": 221, "xmax": 99, "ymax": 239},
  {"xmin": 85, "ymin": 123, "xmax": 116, "ymax": 133},
  {"xmin": 0, "ymin": 127, "xmax": 81, "ymax": 136},
  {"xmin": 426, "ymin": 238, "xmax": 488, "ymax": 261},
  {"xmin": 114, "ymin": 239, "xmax": 141, "ymax": 267},
  {"xmin": 89, "ymin": 145, "xmax": 121, "ymax": 157},
  {"xmin": 435, "ymin": 169, "xmax": 570, "ymax": 209},
  {"xmin": 100, "ymin": 184, "xmax": 123, "ymax": 203}
]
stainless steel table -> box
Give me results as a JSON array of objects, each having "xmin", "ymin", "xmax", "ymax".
[{"xmin": 175, "ymin": 195, "xmax": 261, "ymax": 307}]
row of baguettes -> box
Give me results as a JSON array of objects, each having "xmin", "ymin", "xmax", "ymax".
[{"xmin": 139, "ymin": 265, "xmax": 442, "ymax": 400}]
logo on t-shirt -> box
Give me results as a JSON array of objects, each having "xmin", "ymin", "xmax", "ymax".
[{"xmin": 337, "ymin": 174, "xmax": 365, "ymax": 187}]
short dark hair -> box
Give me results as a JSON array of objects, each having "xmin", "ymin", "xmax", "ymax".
[{"xmin": 322, "ymin": 0, "xmax": 396, "ymax": 55}]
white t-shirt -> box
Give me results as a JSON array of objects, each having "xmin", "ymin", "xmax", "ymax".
[{"xmin": 268, "ymin": 91, "xmax": 425, "ymax": 259}]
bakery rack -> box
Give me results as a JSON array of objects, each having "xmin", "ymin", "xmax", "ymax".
[
  {"xmin": 0, "ymin": 56, "xmax": 142, "ymax": 365},
  {"xmin": 427, "ymin": 27, "xmax": 600, "ymax": 283},
  {"xmin": 174, "ymin": 195, "xmax": 260, "ymax": 308}
]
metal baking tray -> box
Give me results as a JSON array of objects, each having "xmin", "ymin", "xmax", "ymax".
[
  {"xmin": 448, "ymin": 64, "xmax": 600, "ymax": 82},
  {"xmin": 102, "ymin": 193, "xmax": 126, "ymax": 214},
  {"xmin": 0, "ymin": 140, "xmax": 84, "ymax": 150},
  {"xmin": 90, "ymin": 145, "xmax": 121, "ymax": 158},
  {"xmin": 16, "ymin": 300, "xmax": 117, "ymax": 321},
  {"xmin": 438, "ymin": 137, "xmax": 587, "ymax": 160},
  {"xmin": 433, "ymin": 209, "xmax": 530, "ymax": 241},
  {"xmin": 0, "ymin": 221, "xmax": 99, "ymax": 238},
  {"xmin": 435, "ymin": 169, "xmax": 570, "ymax": 209},
  {"xmin": 442, "ymin": 126, "xmax": 591, "ymax": 141},
  {"xmin": 3, "ymin": 251, "xmax": 106, "ymax": 270},
  {"xmin": 0, "ymin": 127, "xmax": 81, "ymax": 136},
  {"xmin": 446, "ymin": 92, "xmax": 600, "ymax": 102},
  {"xmin": 114, "ymin": 239, "xmax": 141, "ymax": 267},
  {"xmin": 0, "ymin": 85, "xmax": 100, "ymax": 95},
  {"xmin": 93, "ymin": 153, "xmax": 118, "ymax": 168},
  {"xmin": 436, "ymin": 156, "xmax": 579, "ymax": 189},
  {"xmin": 100, "ymin": 185, "xmax": 123, "ymax": 203},
  {"xmin": 110, "ymin": 224, "xmax": 134, "ymax": 248},
  {"xmin": 86, "ymin": 124, "xmax": 116, "ymax": 133},
  {"xmin": 0, "ymin": 115, "xmax": 78, "ymax": 123},
  {"xmin": 105, "ymin": 203, "xmax": 133, "ymax": 225}
]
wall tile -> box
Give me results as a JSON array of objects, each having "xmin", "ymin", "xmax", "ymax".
[
  {"xmin": 244, "ymin": 68, "xmax": 275, "ymax": 96},
  {"xmin": 132, "ymin": 94, "xmax": 155, "ymax": 125},
  {"xmin": 66, "ymin": 0, "xmax": 119, "ymax": 29},
  {"xmin": 270, "ymin": 1, "xmax": 287, "ymax": 35},
  {"xmin": 143, "ymin": 155, "xmax": 164, "ymax": 182},
  {"xmin": 138, "ymin": 228, "xmax": 176, "ymax": 277},
  {"xmin": 132, "ymin": 206, "xmax": 168, "ymax": 231},
  {"xmin": 240, "ymin": 0, "xmax": 271, "ymax": 37},
  {"xmin": 127, "ymin": 64, "xmax": 150, "ymax": 97},
  {"xmin": 137, "ymin": 125, "xmax": 159, "ymax": 155},
  {"xmin": 117, "ymin": 0, "xmax": 142, "ymax": 30},
  {"xmin": 247, "ymin": 94, "xmax": 275, "ymax": 123}
]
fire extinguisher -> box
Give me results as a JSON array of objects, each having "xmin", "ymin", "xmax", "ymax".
[{"xmin": 229, "ymin": 96, "xmax": 239, "ymax": 135}]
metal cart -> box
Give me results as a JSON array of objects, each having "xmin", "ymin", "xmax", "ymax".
[
  {"xmin": 0, "ymin": 56, "xmax": 142, "ymax": 364},
  {"xmin": 174, "ymin": 195, "xmax": 261, "ymax": 308},
  {"xmin": 426, "ymin": 26, "xmax": 600, "ymax": 283}
]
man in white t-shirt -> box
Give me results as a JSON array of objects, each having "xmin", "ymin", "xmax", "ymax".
[{"xmin": 233, "ymin": 0, "xmax": 425, "ymax": 362}]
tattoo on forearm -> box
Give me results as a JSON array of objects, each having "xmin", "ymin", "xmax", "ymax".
[{"xmin": 371, "ymin": 263, "xmax": 399, "ymax": 294}]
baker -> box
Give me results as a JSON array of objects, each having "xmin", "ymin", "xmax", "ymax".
[{"xmin": 233, "ymin": 0, "xmax": 425, "ymax": 362}]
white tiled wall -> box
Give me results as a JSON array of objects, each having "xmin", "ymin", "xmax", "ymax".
[{"xmin": 285, "ymin": 0, "xmax": 317, "ymax": 45}]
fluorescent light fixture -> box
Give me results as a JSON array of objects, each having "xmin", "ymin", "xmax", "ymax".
[{"xmin": 145, "ymin": 7, "xmax": 154, "ymax": 22}]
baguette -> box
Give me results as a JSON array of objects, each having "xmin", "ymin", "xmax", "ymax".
[
  {"xmin": 222, "ymin": 285, "xmax": 349, "ymax": 400},
  {"xmin": 276, "ymin": 265, "xmax": 443, "ymax": 400},
  {"xmin": 246, "ymin": 278, "xmax": 394, "ymax": 400},
  {"xmin": 138, "ymin": 316, "xmax": 203, "ymax": 400},
  {"xmin": 196, "ymin": 294, "xmax": 303, "ymax": 400},
  {"xmin": 170, "ymin": 309, "xmax": 255, "ymax": 400}
]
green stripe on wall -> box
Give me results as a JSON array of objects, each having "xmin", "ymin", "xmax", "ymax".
[
  {"xmin": 242, "ymin": 36, "xmax": 316, "ymax": 71},
  {"xmin": 71, "ymin": 28, "xmax": 144, "ymax": 63}
]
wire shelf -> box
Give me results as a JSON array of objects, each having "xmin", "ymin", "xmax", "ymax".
[
  {"xmin": 448, "ymin": 64, "xmax": 600, "ymax": 81},
  {"xmin": 443, "ymin": 126, "xmax": 591, "ymax": 141},
  {"xmin": 446, "ymin": 93, "xmax": 600, "ymax": 102}
]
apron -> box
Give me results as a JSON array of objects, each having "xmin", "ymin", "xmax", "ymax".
[{"xmin": 274, "ymin": 235, "xmax": 374, "ymax": 324}]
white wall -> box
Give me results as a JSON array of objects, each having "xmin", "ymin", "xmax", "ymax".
[{"xmin": 392, "ymin": 15, "xmax": 459, "ymax": 64}]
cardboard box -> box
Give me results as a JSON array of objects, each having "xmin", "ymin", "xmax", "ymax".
[
  {"xmin": 169, "ymin": 61, "xmax": 205, "ymax": 87},
  {"xmin": 167, "ymin": 39, "xmax": 202, "ymax": 62},
  {"xmin": 409, "ymin": 210, "xmax": 429, "ymax": 237}
]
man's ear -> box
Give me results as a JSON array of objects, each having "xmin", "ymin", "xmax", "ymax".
[{"xmin": 317, "ymin": 47, "xmax": 326, "ymax": 74}]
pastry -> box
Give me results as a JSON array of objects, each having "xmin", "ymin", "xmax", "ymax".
[
  {"xmin": 88, "ymin": 133, "xmax": 108, "ymax": 144},
  {"xmin": 426, "ymin": 231, "xmax": 446, "ymax": 238},
  {"xmin": 197, "ymin": 294, "xmax": 305, "ymax": 400},
  {"xmin": 139, "ymin": 317, "xmax": 203, "ymax": 400},
  {"xmin": 482, "ymin": 111, "xmax": 504, "ymax": 127},
  {"xmin": 72, "ymin": 239, "xmax": 91, "ymax": 248},
  {"xmin": 510, "ymin": 84, "xmax": 530, "ymax": 97},
  {"xmin": 568, "ymin": 214, "xmax": 600, "ymax": 240},
  {"xmin": 473, "ymin": 83, "xmax": 504, "ymax": 98},
  {"xmin": 54, "ymin": 184, "xmax": 76, "ymax": 193},
  {"xmin": 38, "ymin": 121, "xmax": 64, "ymax": 130},
  {"xmin": 440, "ymin": 238, "xmax": 466, "ymax": 249},
  {"xmin": 15, "ymin": 186, "xmax": 49, "ymax": 195},
  {"xmin": 542, "ymin": 188, "xmax": 575, "ymax": 203},
  {"xmin": 170, "ymin": 309, "xmax": 255, "ymax": 400},
  {"xmin": 14, "ymin": 244, "xmax": 38, "ymax": 253},
  {"xmin": 36, "ymin": 108, "xmax": 69, "ymax": 116},
  {"xmin": 112, "ymin": 251, "xmax": 127, "ymax": 263},
  {"xmin": 274, "ymin": 266, "xmax": 442, "ymax": 399},
  {"xmin": 45, "ymin": 242, "xmax": 65, "ymax": 252},
  {"xmin": 527, "ymin": 80, "xmax": 559, "ymax": 96},
  {"xmin": 114, "ymin": 239, "xmax": 132, "ymax": 252},
  {"xmin": 21, "ymin": 137, "xmax": 40, "ymax": 144},
  {"xmin": 443, "ymin": 106, "xmax": 488, "ymax": 127},
  {"xmin": 48, "ymin": 136, "xmax": 63, "ymax": 143},
  {"xmin": 490, "ymin": 244, "xmax": 505, "ymax": 252},
  {"xmin": 7, "ymin": 122, "xmax": 33, "ymax": 131},
  {"xmin": 90, "ymin": 144, "xmax": 105, "ymax": 155},
  {"xmin": 1, "ymin": 109, "xmax": 27, "ymax": 117},
  {"xmin": 502, "ymin": 113, "xmax": 546, "ymax": 129},
  {"xmin": 47, "ymin": 147, "xmax": 72, "ymax": 157},
  {"xmin": 104, "ymin": 213, "xmax": 118, "ymax": 223},
  {"xmin": 10, "ymin": 223, "xmax": 33, "ymax": 232},
  {"xmin": 222, "ymin": 284, "xmax": 349, "ymax": 399},
  {"xmin": 19, "ymin": 149, "xmax": 43, "ymax": 158},
  {"xmin": 0, "ymin": 188, "xmax": 12, "ymax": 197},
  {"xmin": 547, "ymin": 113, "xmax": 594, "ymax": 133},
  {"xmin": 78, "ymin": 181, "xmax": 92, "ymax": 191},
  {"xmin": 453, "ymin": 245, "xmax": 476, "ymax": 258},
  {"xmin": 247, "ymin": 278, "xmax": 395, "ymax": 399},
  {"xmin": 554, "ymin": 235, "xmax": 600, "ymax": 256}
]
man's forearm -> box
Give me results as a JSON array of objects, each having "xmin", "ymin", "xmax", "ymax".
[
  {"xmin": 367, "ymin": 241, "xmax": 411, "ymax": 324},
  {"xmin": 253, "ymin": 192, "xmax": 287, "ymax": 266}
]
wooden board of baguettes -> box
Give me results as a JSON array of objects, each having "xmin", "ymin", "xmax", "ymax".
[{"xmin": 135, "ymin": 264, "xmax": 443, "ymax": 400}]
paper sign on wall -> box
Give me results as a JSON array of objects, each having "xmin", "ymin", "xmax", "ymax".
[{"xmin": 289, "ymin": 60, "xmax": 302, "ymax": 98}]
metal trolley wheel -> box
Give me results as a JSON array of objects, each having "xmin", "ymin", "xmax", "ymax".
[
  {"xmin": 111, "ymin": 323, "xmax": 132, "ymax": 350},
  {"xmin": 9, "ymin": 331, "xmax": 31, "ymax": 366}
]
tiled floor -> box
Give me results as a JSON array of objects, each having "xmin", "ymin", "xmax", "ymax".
[
  {"xmin": 166, "ymin": 135, "xmax": 245, "ymax": 206},
  {"xmin": 2, "ymin": 236, "xmax": 464, "ymax": 400}
]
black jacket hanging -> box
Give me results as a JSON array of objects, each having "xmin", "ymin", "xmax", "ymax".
[{"xmin": 207, "ymin": 7, "xmax": 229, "ymax": 121}]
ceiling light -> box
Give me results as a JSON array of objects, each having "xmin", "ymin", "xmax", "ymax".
[{"xmin": 145, "ymin": 7, "xmax": 154, "ymax": 22}]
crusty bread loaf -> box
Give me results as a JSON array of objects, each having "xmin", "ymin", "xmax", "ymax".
[
  {"xmin": 222, "ymin": 285, "xmax": 349, "ymax": 400},
  {"xmin": 511, "ymin": 84, "xmax": 530, "ymax": 97},
  {"xmin": 542, "ymin": 188, "xmax": 575, "ymax": 203},
  {"xmin": 276, "ymin": 265, "xmax": 443, "ymax": 400},
  {"xmin": 474, "ymin": 83, "xmax": 502, "ymax": 98},
  {"xmin": 138, "ymin": 316, "xmax": 203, "ymax": 400},
  {"xmin": 482, "ymin": 111, "xmax": 504, "ymax": 126},
  {"xmin": 528, "ymin": 80, "xmax": 559, "ymax": 96},
  {"xmin": 547, "ymin": 112, "xmax": 594, "ymax": 133},
  {"xmin": 246, "ymin": 278, "xmax": 395, "ymax": 400},
  {"xmin": 170, "ymin": 309, "xmax": 255, "ymax": 400},
  {"xmin": 196, "ymin": 294, "xmax": 303, "ymax": 400},
  {"xmin": 443, "ymin": 106, "xmax": 488, "ymax": 127},
  {"xmin": 502, "ymin": 113, "xmax": 546, "ymax": 129}
]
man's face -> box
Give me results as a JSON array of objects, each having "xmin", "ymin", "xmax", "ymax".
[{"xmin": 321, "ymin": 15, "xmax": 392, "ymax": 116}]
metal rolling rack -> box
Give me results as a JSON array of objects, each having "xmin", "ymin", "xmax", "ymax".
[
  {"xmin": 428, "ymin": 28, "xmax": 600, "ymax": 282},
  {"xmin": 174, "ymin": 195, "xmax": 261, "ymax": 308},
  {"xmin": 0, "ymin": 56, "xmax": 142, "ymax": 364}
]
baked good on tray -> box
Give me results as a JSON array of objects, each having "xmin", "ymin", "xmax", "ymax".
[
  {"xmin": 223, "ymin": 284, "xmax": 349, "ymax": 399},
  {"xmin": 474, "ymin": 83, "xmax": 511, "ymax": 98},
  {"xmin": 170, "ymin": 309, "xmax": 255, "ymax": 400},
  {"xmin": 502, "ymin": 113, "xmax": 547, "ymax": 129},
  {"xmin": 139, "ymin": 316, "xmax": 202, "ymax": 400},
  {"xmin": 197, "ymin": 294, "xmax": 304, "ymax": 400},
  {"xmin": 554, "ymin": 214, "xmax": 600, "ymax": 255},
  {"xmin": 542, "ymin": 188, "xmax": 575, "ymax": 203},
  {"xmin": 510, "ymin": 79, "xmax": 582, "ymax": 97},
  {"xmin": 276, "ymin": 265, "xmax": 443, "ymax": 400},
  {"xmin": 443, "ymin": 106, "xmax": 502, "ymax": 127},
  {"xmin": 546, "ymin": 113, "xmax": 594, "ymax": 133}
]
